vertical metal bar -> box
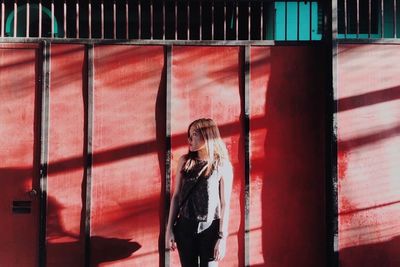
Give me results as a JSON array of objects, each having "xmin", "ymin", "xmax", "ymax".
[
  {"xmin": 273, "ymin": 6, "xmax": 276, "ymax": 40},
  {"xmin": 38, "ymin": 40, "xmax": 50, "ymax": 267},
  {"xmin": 236, "ymin": 0, "xmax": 238, "ymax": 40},
  {"xmin": 139, "ymin": 0, "xmax": 142, "ymax": 39},
  {"xmin": 126, "ymin": 0, "xmax": 129, "ymax": 39},
  {"xmin": 368, "ymin": 0, "xmax": 371, "ymax": 38},
  {"xmin": 164, "ymin": 45, "xmax": 172, "ymax": 267},
  {"xmin": 113, "ymin": 0, "xmax": 116, "ymax": 39},
  {"xmin": 381, "ymin": 0, "xmax": 385, "ymax": 38},
  {"xmin": 76, "ymin": 0, "xmax": 79, "ymax": 39},
  {"xmin": 151, "ymin": 0, "xmax": 154, "ymax": 39},
  {"xmin": 64, "ymin": 0, "xmax": 67, "ymax": 38},
  {"xmin": 242, "ymin": 45, "xmax": 251, "ymax": 267},
  {"xmin": 174, "ymin": 0, "xmax": 177, "ymax": 40},
  {"xmin": 356, "ymin": 0, "xmax": 359, "ymax": 37},
  {"xmin": 200, "ymin": 0, "xmax": 202, "ymax": 40},
  {"xmin": 381, "ymin": 0, "xmax": 384, "ymax": 38},
  {"xmin": 261, "ymin": 0, "xmax": 264, "ymax": 40},
  {"xmin": 1, "ymin": 0, "xmax": 4, "ymax": 37},
  {"xmin": 101, "ymin": 0, "xmax": 104, "ymax": 39},
  {"xmin": 297, "ymin": 1, "xmax": 300, "ymax": 40},
  {"xmin": 224, "ymin": 0, "xmax": 226, "ymax": 40},
  {"xmin": 285, "ymin": 1, "xmax": 287, "ymax": 40},
  {"xmin": 13, "ymin": 0, "xmax": 17, "ymax": 37},
  {"xmin": 26, "ymin": 0, "xmax": 30, "ymax": 37},
  {"xmin": 310, "ymin": 0, "xmax": 312, "ymax": 40},
  {"xmin": 344, "ymin": 0, "xmax": 347, "ymax": 37},
  {"xmin": 187, "ymin": 0, "xmax": 189, "ymax": 40},
  {"xmin": 329, "ymin": 0, "xmax": 339, "ymax": 265},
  {"xmin": 51, "ymin": 0, "xmax": 54, "ymax": 38},
  {"xmin": 163, "ymin": 0, "xmax": 165, "ymax": 40},
  {"xmin": 88, "ymin": 0, "xmax": 92, "ymax": 39},
  {"xmin": 84, "ymin": 43, "xmax": 94, "ymax": 267},
  {"xmin": 394, "ymin": 0, "xmax": 397, "ymax": 38},
  {"xmin": 39, "ymin": 0, "xmax": 42, "ymax": 38},
  {"xmin": 212, "ymin": 0, "xmax": 215, "ymax": 40},
  {"xmin": 248, "ymin": 0, "xmax": 251, "ymax": 40},
  {"xmin": 330, "ymin": 44, "xmax": 340, "ymax": 266}
]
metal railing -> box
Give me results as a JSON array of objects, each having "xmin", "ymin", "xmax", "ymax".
[
  {"xmin": 338, "ymin": 0, "xmax": 400, "ymax": 39},
  {"xmin": 0, "ymin": 0, "xmax": 323, "ymax": 41}
]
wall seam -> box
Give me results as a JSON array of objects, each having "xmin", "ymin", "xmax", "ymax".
[
  {"xmin": 39, "ymin": 40, "xmax": 50, "ymax": 267},
  {"xmin": 164, "ymin": 45, "xmax": 172, "ymax": 267},
  {"xmin": 84, "ymin": 43, "xmax": 94, "ymax": 267}
]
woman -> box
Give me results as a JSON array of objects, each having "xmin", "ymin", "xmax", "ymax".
[{"xmin": 166, "ymin": 118, "xmax": 233, "ymax": 267}]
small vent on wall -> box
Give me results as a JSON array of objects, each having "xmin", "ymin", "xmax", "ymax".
[{"xmin": 12, "ymin": 200, "xmax": 32, "ymax": 214}]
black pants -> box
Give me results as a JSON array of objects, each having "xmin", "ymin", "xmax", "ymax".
[{"xmin": 174, "ymin": 217, "xmax": 220, "ymax": 267}]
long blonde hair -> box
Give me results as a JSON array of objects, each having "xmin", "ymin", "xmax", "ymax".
[{"xmin": 182, "ymin": 118, "xmax": 229, "ymax": 176}]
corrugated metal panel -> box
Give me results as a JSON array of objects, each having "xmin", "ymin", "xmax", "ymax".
[
  {"xmin": 91, "ymin": 45, "xmax": 165, "ymax": 265},
  {"xmin": 171, "ymin": 46, "xmax": 245, "ymax": 266},
  {"xmin": 337, "ymin": 44, "xmax": 400, "ymax": 267},
  {"xmin": 0, "ymin": 44, "xmax": 40, "ymax": 267}
]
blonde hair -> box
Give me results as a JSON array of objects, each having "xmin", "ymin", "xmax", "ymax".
[{"xmin": 182, "ymin": 118, "xmax": 230, "ymax": 176}]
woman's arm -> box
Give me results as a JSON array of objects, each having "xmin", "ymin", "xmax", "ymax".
[
  {"xmin": 165, "ymin": 156, "xmax": 186, "ymax": 250},
  {"xmin": 218, "ymin": 160, "xmax": 234, "ymax": 237},
  {"xmin": 214, "ymin": 160, "xmax": 233, "ymax": 261}
]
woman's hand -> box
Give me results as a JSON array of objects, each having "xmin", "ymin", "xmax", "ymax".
[
  {"xmin": 166, "ymin": 229, "xmax": 177, "ymax": 251},
  {"xmin": 213, "ymin": 238, "xmax": 227, "ymax": 261}
]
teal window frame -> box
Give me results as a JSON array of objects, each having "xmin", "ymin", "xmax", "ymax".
[{"xmin": 273, "ymin": 1, "xmax": 322, "ymax": 41}]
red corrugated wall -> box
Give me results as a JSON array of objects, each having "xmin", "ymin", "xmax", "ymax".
[
  {"xmin": 337, "ymin": 44, "xmax": 400, "ymax": 267},
  {"xmin": 47, "ymin": 44, "xmax": 86, "ymax": 267},
  {"xmin": 91, "ymin": 45, "xmax": 165, "ymax": 266},
  {"xmin": 171, "ymin": 46, "xmax": 245, "ymax": 267},
  {"xmin": 1, "ymin": 44, "xmax": 329, "ymax": 266},
  {"xmin": 250, "ymin": 46, "xmax": 326, "ymax": 267},
  {"xmin": 0, "ymin": 44, "xmax": 40, "ymax": 267}
]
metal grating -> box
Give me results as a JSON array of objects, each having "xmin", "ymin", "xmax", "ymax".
[
  {"xmin": 338, "ymin": 0, "xmax": 400, "ymax": 38},
  {"xmin": 0, "ymin": 0, "xmax": 323, "ymax": 41}
]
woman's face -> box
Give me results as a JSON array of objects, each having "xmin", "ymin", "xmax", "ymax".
[{"xmin": 188, "ymin": 126, "xmax": 206, "ymax": 152}]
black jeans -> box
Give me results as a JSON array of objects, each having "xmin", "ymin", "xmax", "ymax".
[{"xmin": 174, "ymin": 217, "xmax": 220, "ymax": 267}]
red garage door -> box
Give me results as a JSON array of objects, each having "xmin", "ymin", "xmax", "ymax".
[
  {"xmin": 338, "ymin": 44, "xmax": 400, "ymax": 267},
  {"xmin": 171, "ymin": 46, "xmax": 245, "ymax": 267},
  {"xmin": 0, "ymin": 44, "xmax": 40, "ymax": 267},
  {"xmin": 91, "ymin": 45, "xmax": 165, "ymax": 266}
]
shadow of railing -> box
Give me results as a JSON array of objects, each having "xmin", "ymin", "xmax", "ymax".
[{"xmin": 336, "ymin": 85, "xmax": 400, "ymax": 113}]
